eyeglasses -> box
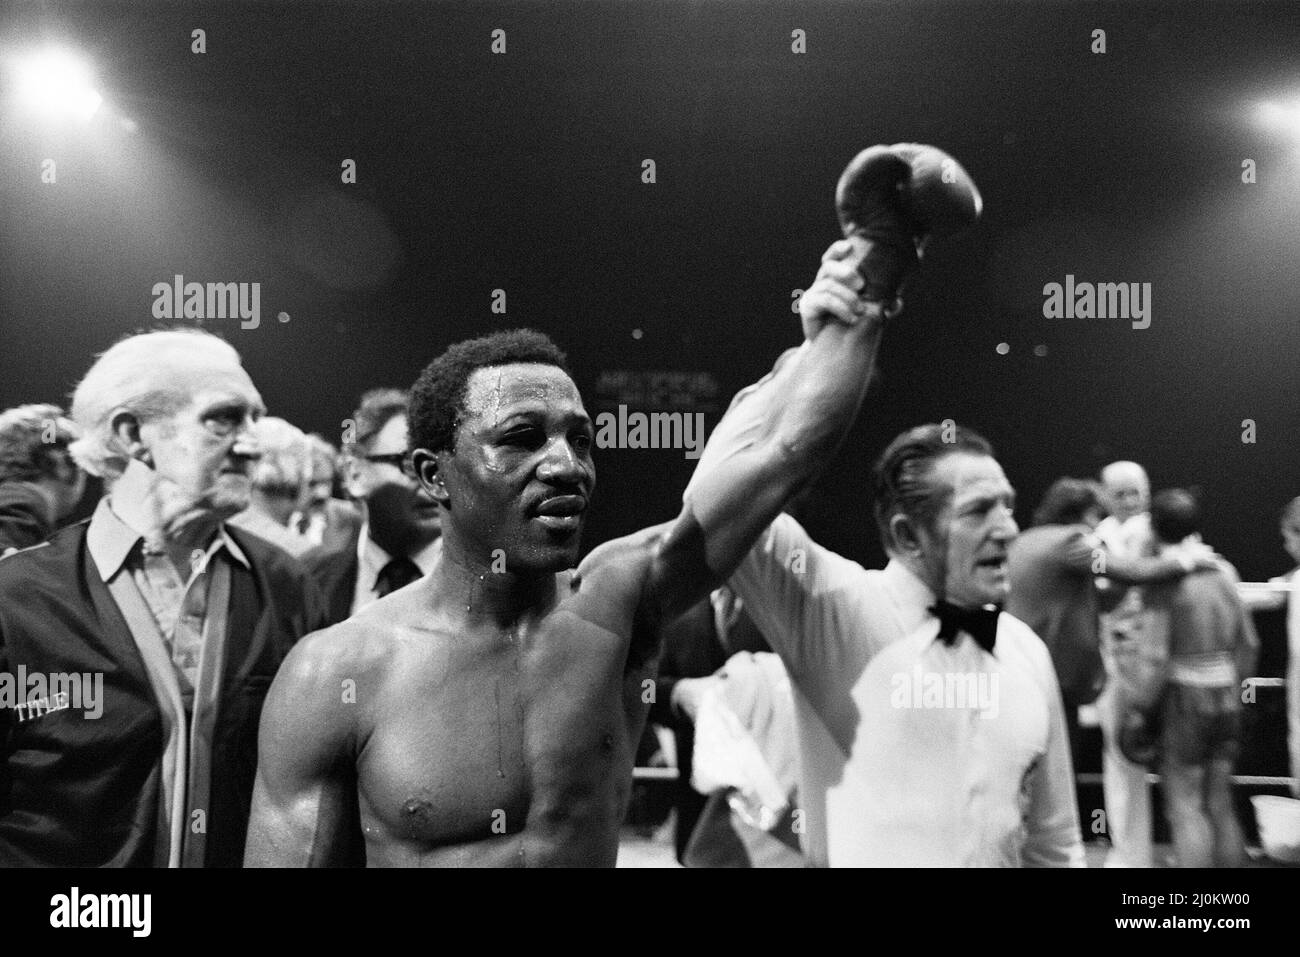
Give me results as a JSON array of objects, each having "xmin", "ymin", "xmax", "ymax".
[{"xmin": 362, "ymin": 453, "xmax": 417, "ymax": 478}]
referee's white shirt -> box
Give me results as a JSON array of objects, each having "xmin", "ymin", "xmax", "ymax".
[{"xmin": 729, "ymin": 513, "xmax": 1086, "ymax": 868}]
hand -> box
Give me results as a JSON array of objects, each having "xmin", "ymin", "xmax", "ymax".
[
  {"xmin": 1193, "ymin": 551, "xmax": 1224, "ymax": 572},
  {"xmin": 1175, "ymin": 541, "xmax": 1220, "ymax": 572},
  {"xmin": 798, "ymin": 239, "xmax": 875, "ymax": 341}
]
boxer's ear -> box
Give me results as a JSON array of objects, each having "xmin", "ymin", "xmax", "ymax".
[
  {"xmin": 343, "ymin": 453, "xmax": 366, "ymax": 500},
  {"xmin": 411, "ymin": 448, "xmax": 449, "ymax": 506}
]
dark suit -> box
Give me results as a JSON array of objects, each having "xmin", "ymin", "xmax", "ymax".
[
  {"xmin": 1006, "ymin": 524, "xmax": 1104, "ymax": 709},
  {"xmin": 0, "ymin": 519, "xmax": 328, "ymax": 866},
  {"xmin": 301, "ymin": 526, "xmax": 361, "ymax": 627},
  {"xmin": 0, "ymin": 483, "xmax": 53, "ymax": 554}
]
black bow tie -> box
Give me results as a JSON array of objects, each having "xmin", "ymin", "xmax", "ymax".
[{"xmin": 929, "ymin": 600, "xmax": 1001, "ymax": 653}]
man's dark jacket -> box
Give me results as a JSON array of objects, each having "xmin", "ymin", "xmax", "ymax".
[
  {"xmin": 1006, "ymin": 523, "xmax": 1105, "ymax": 707},
  {"xmin": 0, "ymin": 518, "xmax": 329, "ymax": 866},
  {"xmin": 0, "ymin": 483, "xmax": 54, "ymax": 554},
  {"xmin": 301, "ymin": 525, "xmax": 361, "ymax": 627}
]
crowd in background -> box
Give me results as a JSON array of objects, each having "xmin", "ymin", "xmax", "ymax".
[{"xmin": 0, "ymin": 328, "xmax": 1296, "ymax": 867}]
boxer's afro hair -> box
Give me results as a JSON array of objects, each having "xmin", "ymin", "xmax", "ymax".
[{"xmin": 409, "ymin": 329, "xmax": 571, "ymax": 455}]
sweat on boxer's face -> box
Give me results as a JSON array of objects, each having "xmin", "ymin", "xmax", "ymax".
[
  {"xmin": 469, "ymin": 368, "xmax": 570, "ymax": 418},
  {"xmin": 460, "ymin": 365, "xmax": 589, "ymax": 439}
]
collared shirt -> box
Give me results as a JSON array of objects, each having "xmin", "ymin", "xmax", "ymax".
[
  {"xmin": 351, "ymin": 521, "xmax": 441, "ymax": 615},
  {"xmin": 88, "ymin": 500, "xmax": 248, "ymax": 710},
  {"xmin": 728, "ymin": 513, "xmax": 1085, "ymax": 868},
  {"xmin": 85, "ymin": 461, "xmax": 249, "ymax": 867},
  {"xmin": 289, "ymin": 508, "xmax": 327, "ymax": 547}
]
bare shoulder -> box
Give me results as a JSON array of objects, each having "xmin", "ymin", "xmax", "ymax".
[
  {"xmin": 280, "ymin": 584, "xmax": 471, "ymax": 703},
  {"xmin": 255, "ymin": 620, "xmax": 381, "ymax": 771},
  {"xmin": 264, "ymin": 613, "xmax": 407, "ymax": 752},
  {"xmin": 277, "ymin": 614, "xmax": 398, "ymax": 694}
]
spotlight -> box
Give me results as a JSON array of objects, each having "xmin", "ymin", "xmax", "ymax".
[
  {"xmin": 12, "ymin": 48, "xmax": 103, "ymax": 121},
  {"xmin": 1256, "ymin": 99, "xmax": 1300, "ymax": 138}
]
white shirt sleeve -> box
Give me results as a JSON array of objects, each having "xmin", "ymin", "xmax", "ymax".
[{"xmin": 727, "ymin": 513, "xmax": 872, "ymax": 682}]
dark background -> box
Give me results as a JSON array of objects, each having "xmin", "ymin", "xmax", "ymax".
[{"xmin": 1, "ymin": 1, "xmax": 1296, "ymax": 689}]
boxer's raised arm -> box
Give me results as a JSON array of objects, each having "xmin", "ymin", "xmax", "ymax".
[
  {"xmin": 244, "ymin": 628, "xmax": 362, "ymax": 867},
  {"xmin": 629, "ymin": 144, "xmax": 981, "ymax": 625},
  {"xmin": 629, "ymin": 245, "xmax": 885, "ymax": 624},
  {"xmin": 689, "ymin": 286, "xmax": 883, "ymax": 561}
]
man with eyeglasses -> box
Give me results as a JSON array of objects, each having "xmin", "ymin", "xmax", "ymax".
[{"xmin": 302, "ymin": 388, "xmax": 442, "ymax": 625}]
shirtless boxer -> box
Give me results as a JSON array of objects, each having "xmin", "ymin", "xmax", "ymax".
[{"xmin": 243, "ymin": 143, "xmax": 981, "ymax": 866}]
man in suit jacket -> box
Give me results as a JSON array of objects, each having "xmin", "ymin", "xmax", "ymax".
[
  {"xmin": 1007, "ymin": 478, "xmax": 1217, "ymax": 752},
  {"xmin": 302, "ymin": 389, "xmax": 441, "ymax": 625},
  {"xmin": 0, "ymin": 404, "xmax": 86, "ymax": 555},
  {"xmin": 0, "ymin": 330, "xmax": 327, "ymax": 867}
]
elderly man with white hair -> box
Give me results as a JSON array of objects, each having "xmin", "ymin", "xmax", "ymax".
[
  {"xmin": 0, "ymin": 328, "xmax": 328, "ymax": 867},
  {"xmin": 1094, "ymin": 459, "xmax": 1158, "ymax": 867}
]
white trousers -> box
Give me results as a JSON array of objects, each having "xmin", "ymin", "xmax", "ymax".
[
  {"xmin": 1098, "ymin": 680, "xmax": 1154, "ymax": 867},
  {"xmin": 1289, "ymin": 654, "xmax": 1300, "ymax": 796}
]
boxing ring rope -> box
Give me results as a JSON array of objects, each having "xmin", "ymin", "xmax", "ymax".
[
  {"xmin": 632, "ymin": 771, "xmax": 1299, "ymax": 787},
  {"xmin": 631, "ymin": 675, "xmax": 1296, "ymax": 790},
  {"xmin": 1075, "ymin": 670, "xmax": 1295, "ymax": 789},
  {"xmin": 1074, "ymin": 773, "xmax": 1296, "ymax": 787}
]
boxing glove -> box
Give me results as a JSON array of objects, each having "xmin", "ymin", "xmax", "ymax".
[{"xmin": 835, "ymin": 143, "xmax": 982, "ymax": 305}]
